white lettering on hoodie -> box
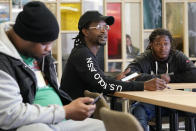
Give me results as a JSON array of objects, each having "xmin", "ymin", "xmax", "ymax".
[{"xmin": 86, "ymin": 57, "xmax": 122, "ymax": 91}]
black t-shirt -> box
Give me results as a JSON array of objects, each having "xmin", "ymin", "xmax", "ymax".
[{"xmin": 60, "ymin": 44, "xmax": 144, "ymax": 100}]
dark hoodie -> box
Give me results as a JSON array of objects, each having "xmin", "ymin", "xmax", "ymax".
[
  {"xmin": 60, "ymin": 44, "xmax": 144, "ymax": 100},
  {"xmin": 126, "ymin": 49, "xmax": 196, "ymax": 83}
]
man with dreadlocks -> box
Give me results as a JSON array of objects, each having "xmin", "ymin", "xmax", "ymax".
[
  {"xmin": 60, "ymin": 11, "xmax": 167, "ymax": 100},
  {"xmin": 125, "ymin": 28, "xmax": 196, "ymax": 131}
]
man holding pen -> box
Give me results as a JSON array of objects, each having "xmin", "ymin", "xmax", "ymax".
[
  {"xmin": 60, "ymin": 11, "xmax": 167, "ymax": 101},
  {"xmin": 126, "ymin": 29, "xmax": 196, "ymax": 84},
  {"xmin": 125, "ymin": 28, "xmax": 196, "ymax": 131}
]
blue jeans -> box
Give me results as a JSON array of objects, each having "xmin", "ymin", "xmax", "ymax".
[
  {"xmin": 132, "ymin": 102, "xmax": 170, "ymax": 131},
  {"xmin": 132, "ymin": 102, "xmax": 155, "ymax": 131}
]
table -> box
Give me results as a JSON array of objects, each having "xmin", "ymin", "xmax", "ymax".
[
  {"xmin": 114, "ymin": 89, "xmax": 196, "ymax": 114},
  {"xmin": 112, "ymin": 83, "xmax": 196, "ymax": 113},
  {"xmin": 167, "ymin": 83, "xmax": 196, "ymax": 90},
  {"xmin": 113, "ymin": 89, "xmax": 196, "ymax": 131}
]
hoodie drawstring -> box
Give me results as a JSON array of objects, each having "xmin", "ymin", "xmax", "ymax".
[
  {"xmin": 155, "ymin": 61, "xmax": 169, "ymax": 75},
  {"xmin": 155, "ymin": 61, "xmax": 158, "ymax": 75},
  {"xmin": 42, "ymin": 56, "xmax": 45, "ymax": 72},
  {"xmin": 166, "ymin": 63, "xmax": 168, "ymax": 74}
]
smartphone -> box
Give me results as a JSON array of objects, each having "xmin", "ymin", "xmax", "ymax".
[
  {"xmin": 121, "ymin": 72, "xmax": 139, "ymax": 81},
  {"xmin": 91, "ymin": 93, "xmax": 103, "ymax": 105}
]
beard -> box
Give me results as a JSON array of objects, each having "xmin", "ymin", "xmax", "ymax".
[
  {"xmin": 19, "ymin": 49, "xmax": 41, "ymax": 59},
  {"xmin": 97, "ymin": 41, "xmax": 106, "ymax": 46},
  {"xmin": 97, "ymin": 34, "xmax": 107, "ymax": 46}
]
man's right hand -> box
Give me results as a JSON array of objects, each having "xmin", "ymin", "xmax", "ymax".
[
  {"xmin": 144, "ymin": 78, "xmax": 167, "ymax": 91},
  {"xmin": 63, "ymin": 97, "xmax": 96, "ymax": 120}
]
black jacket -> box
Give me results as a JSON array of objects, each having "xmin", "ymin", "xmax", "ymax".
[
  {"xmin": 127, "ymin": 49, "xmax": 196, "ymax": 82},
  {"xmin": 60, "ymin": 44, "xmax": 144, "ymax": 100},
  {"xmin": 0, "ymin": 53, "xmax": 72, "ymax": 105}
]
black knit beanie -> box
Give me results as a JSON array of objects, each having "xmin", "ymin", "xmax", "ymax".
[{"xmin": 13, "ymin": 1, "xmax": 59, "ymax": 43}]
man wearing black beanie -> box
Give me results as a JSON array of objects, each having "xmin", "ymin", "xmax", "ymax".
[{"xmin": 0, "ymin": 1, "xmax": 105, "ymax": 131}]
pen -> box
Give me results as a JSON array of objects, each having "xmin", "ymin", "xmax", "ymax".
[{"xmin": 166, "ymin": 73, "xmax": 173, "ymax": 89}]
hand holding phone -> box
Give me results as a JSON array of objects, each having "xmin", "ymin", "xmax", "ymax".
[
  {"xmin": 121, "ymin": 72, "xmax": 139, "ymax": 81},
  {"xmin": 90, "ymin": 93, "xmax": 103, "ymax": 105}
]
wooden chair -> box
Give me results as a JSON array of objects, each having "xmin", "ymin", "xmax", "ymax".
[
  {"xmin": 84, "ymin": 90, "xmax": 109, "ymax": 120},
  {"xmin": 100, "ymin": 107, "xmax": 144, "ymax": 131}
]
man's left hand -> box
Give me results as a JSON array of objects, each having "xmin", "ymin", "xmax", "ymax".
[{"xmin": 115, "ymin": 68, "xmax": 131, "ymax": 80}]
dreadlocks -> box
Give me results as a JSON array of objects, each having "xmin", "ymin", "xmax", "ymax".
[
  {"xmin": 73, "ymin": 32, "xmax": 85, "ymax": 47},
  {"xmin": 147, "ymin": 28, "xmax": 175, "ymax": 50},
  {"xmin": 73, "ymin": 22, "xmax": 91, "ymax": 47}
]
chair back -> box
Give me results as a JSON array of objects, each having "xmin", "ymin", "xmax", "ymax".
[
  {"xmin": 100, "ymin": 107, "xmax": 143, "ymax": 131},
  {"xmin": 84, "ymin": 90, "xmax": 109, "ymax": 120}
]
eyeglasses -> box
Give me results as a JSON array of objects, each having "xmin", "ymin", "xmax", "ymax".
[{"xmin": 89, "ymin": 25, "xmax": 110, "ymax": 31}]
